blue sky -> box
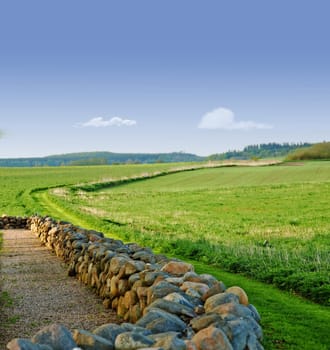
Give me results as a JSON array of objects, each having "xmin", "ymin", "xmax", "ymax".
[{"xmin": 0, "ymin": 0, "xmax": 329, "ymax": 157}]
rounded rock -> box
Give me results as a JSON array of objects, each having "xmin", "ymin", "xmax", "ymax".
[{"xmin": 226, "ymin": 286, "xmax": 249, "ymax": 306}]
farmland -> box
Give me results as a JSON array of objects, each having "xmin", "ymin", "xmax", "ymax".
[
  {"xmin": 44, "ymin": 161, "xmax": 330, "ymax": 305},
  {"xmin": 0, "ymin": 163, "xmax": 182, "ymax": 216},
  {"xmin": 0, "ymin": 160, "xmax": 329, "ymax": 349}
]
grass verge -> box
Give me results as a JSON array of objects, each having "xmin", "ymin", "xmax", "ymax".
[{"xmin": 29, "ymin": 196, "xmax": 330, "ymax": 350}]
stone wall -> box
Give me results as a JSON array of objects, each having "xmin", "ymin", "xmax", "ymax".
[
  {"xmin": 2, "ymin": 216, "xmax": 264, "ymax": 350},
  {"xmin": 0, "ymin": 215, "xmax": 30, "ymax": 230}
]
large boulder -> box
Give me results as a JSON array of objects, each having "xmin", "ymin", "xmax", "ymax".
[
  {"xmin": 192, "ymin": 326, "xmax": 233, "ymax": 350},
  {"xmin": 31, "ymin": 324, "xmax": 77, "ymax": 350}
]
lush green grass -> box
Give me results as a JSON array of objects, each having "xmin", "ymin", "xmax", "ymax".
[
  {"xmin": 0, "ymin": 163, "xmax": 184, "ymax": 216},
  {"xmin": 47, "ymin": 161, "xmax": 330, "ymax": 305},
  {"xmin": 31, "ymin": 192, "xmax": 330, "ymax": 350},
  {"xmin": 190, "ymin": 259, "xmax": 330, "ymax": 350},
  {"xmin": 1, "ymin": 161, "xmax": 329, "ymax": 349}
]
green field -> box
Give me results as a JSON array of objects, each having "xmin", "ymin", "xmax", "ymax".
[
  {"xmin": 0, "ymin": 163, "xmax": 183, "ymax": 215},
  {"xmin": 46, "ymin": 161, "xmax": 330, "ymax": 305},
  {"xmin": 0, "ymin": 161, "xmax": 329, "ymax": 349}
]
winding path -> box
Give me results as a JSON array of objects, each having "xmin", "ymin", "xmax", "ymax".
[{"xmin": 0, "ymin": 229, "xmax": 119, "ymax": 348}]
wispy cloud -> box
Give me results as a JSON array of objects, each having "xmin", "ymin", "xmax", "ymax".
[
  {"xmin": 198, "ymin": 107, "xmax": 273, "ymax": 130},
  {"xmin": 77, "ymin": 116, "xmax": 137, "ymax": 128}
]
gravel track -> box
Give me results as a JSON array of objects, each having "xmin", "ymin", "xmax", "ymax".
[{"xmin": 0, "ymin": 229, "xmax": 119, "ymax": 348}]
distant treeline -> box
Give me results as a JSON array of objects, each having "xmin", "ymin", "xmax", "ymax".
[
  {"xmin": 286, "ymin": 142, "xmax": 330, "ymax": 160},
  {"xmin": 0, "ymin": 152, "xmax": 204, "ymax": 167},
  {"xmin": 207, "ymin": 142, "xmax": 312, "ymax": 160},
  {"xmin": 0, "ymin": 142, "xmax": 325, "ymax": 167}
]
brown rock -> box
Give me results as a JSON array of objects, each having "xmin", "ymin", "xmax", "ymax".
[
  {"xmin": 117, "ymin": 296, "xmax": 128, "ymax": 317},
  {"xmin": 118, "ymin": 279, "xmax": 129, "ymax": 295},
  {"xmin": 147, "ymin": 281, "xmax": 181, "ymax": 305},
  {"xmin": 204, "ymin": 293, "xmax": 239, "ymax": 313},
  {"xmin": 226, "ymin": 286, "xmax": 249, "ymax": 306},
  {"xmin": 124, "ymin": 260, "xmax": 146, "ymax": 276},
  {"xmin": 180, "ymin": 281, "xmax": 209, "ymax": 296},
  {"xmin": 72, "ymin": 329, "xmax": 114, "ymax": 350},
  {"xmin": 110, "ymin": 256, "xmax": 129, "ymax": 275},
  {"xmin": 129, "ymin": 303, "xmax": 142, "ymax": 323},
  {"xmin": 150, "ymin": 331, "xmax": 186, "ymax": 350},
  {"xmin": 212, "ymin": 302, "xmax": 253, "ymax": 319},
  {"xmin": 103, "ymin": 298, "xmax": 112, "ymax": 309},
  {"xmin": 110, "ymin": 276, "xmax": 119, "ymax": 298},
  {"xmin": 185, "ymin": 340, "xmax": 198, "ymax": 350},
  {"xmin": 161, "ymin": 261, "xmax": 194, "ymax": 276},
  {"xmin": 114, "ymin": 332, "xmax": 155, "ymax": 350},
  {"xmin": 123, "ymin": 290, "xmax": 138, "ymax": 309},
  {"xmin": 201, "ymin": 281, "xmax": 227, "ymax": 302},
  {"xmin": 190, "ymin": 313, "xmax": 223, "ymax": 332},
  {"xmin": 192, "ymin": 326, "xmax": 233, "ymax": 350},
  {"xmin": 7, "ymin": 339, "xmax": 52, "ymax": 350}
]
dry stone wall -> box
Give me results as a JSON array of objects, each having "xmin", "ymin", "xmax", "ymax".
[
  {"xmin": 1, "ymin": 215, "xmax": 264, "ymax": 350},
  {"xmin": 0, "ymin": 215, "xmax": 30, "ymax": 229}
]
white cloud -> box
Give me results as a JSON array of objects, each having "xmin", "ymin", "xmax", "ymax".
[
  {"xmin": 198, "ymin": 107, "xmax": 273, "ymax": 130},
  {"xmin": 78, "ymin": 116, "xmax": 137, "ymax": 128}
]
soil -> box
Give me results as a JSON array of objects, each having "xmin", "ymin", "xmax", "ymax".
[{"xmin": 0, "ymin": 229, "xmax": 120, "ymax": 348}]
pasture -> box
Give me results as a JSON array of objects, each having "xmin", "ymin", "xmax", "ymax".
[
  {"xmin": 48, "ymin": 161, "xmax": 330, "ymax": 305},
  {"xmin": 0, "ymin": 160, "xmax": 329, "ymax": 349},
  {"xmin": 0, "ymin": 163, "xmax": 180, "ymax": 216}
]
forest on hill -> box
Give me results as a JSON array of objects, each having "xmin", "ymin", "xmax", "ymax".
[
  {"xmin": 286, "ymin": 141, "xmax": 330, "ymax": 160},
  {"xmin": 0, "ymin": 152, "xmax": 203, "ymax": 167},
  {"xmin": 0, "ymin": 142, "xmax": 316, "ymax": 167},
  {"xmin": 207, "ymin": 142, "xmax": 312, "ymax": 160}
]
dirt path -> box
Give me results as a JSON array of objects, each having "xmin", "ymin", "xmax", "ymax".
[{"xmin": 0, "ymin": 229, "xmax": 119, "ymax": 348}]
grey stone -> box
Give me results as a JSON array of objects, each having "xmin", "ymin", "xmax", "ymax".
[
  {"xmin": 150, "ymin": 332, "xmax": 186, "ymax": 350},
  {"xmin": 212, "ymin": 302, "xmax": 254, "ymax": 320},
  {"xmin": 247, "ymin": 304, "xmax": 261, "ymax": 323},
  {"xmin": 72, "ymin": 329, "xmax": 114, "ymax": 350},
  {"xmin": 128, "ymin": 273, "xmax": 141, "ymax": 287},
  {"xmin": 201, "ymin": 281, "xmax": 227, "ymax": 302},
  {"xmin": 7, "ymin": 338, "xmax": 52, "ymax": 350},
  {"xmin": 132, "ymin": 250, "xmax": 156, "ymax": 264},
  {"xmin": 110, "ymin": 256, "xmax": 129, "ymax": 274},
  {"xmin": 145, "ymin": 299, "xmax": 196, "ymax": 318},
  {"xmin": 121, "ymin": 323, "xmax": 152, "ymax": 336},
  {"xmin": 227, "ymin": 319, "xmax": 249, "ymax": 350},
  {"xmin": 245, "ymin": 316, "xmax": 263, "ymax": 341},
  {"xmin": 190, "ymin": 313, "xmax": 223, "ymax": 332},
  {"xmin": 114, "ymin": 331, "xmax": 155, "ymax": 350},
  {"xmin": 31, "ymin": 324, "xmax": 77, "ymax": 350},
  {"xmin": 93, "ymin": 323, "xmax": 125, "ymax": 344},
  {"xmin": 136, "ymin": 308, "xmax": 187, "ymax": 334},
  {"xmin": 163, "ymin": 292, "xmax": 195, "ymax": 309},
  {"xmin": 141, "ymin": 272, "xmax": 168, "ymax": 286},
  {"xmin": 147, "ymin": 281, "xmax": 182, "ymax": 303},
  {"xmin": 124, "ymin": 260, "xmax": 146, "ymax": 276},
  {"xmin": 245, "ymin": 332, "xmax": 260, "ymax": 350}
]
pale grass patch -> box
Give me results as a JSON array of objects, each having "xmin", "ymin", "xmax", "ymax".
[
  {"xmin": 172, "ymin": 210, "xmax": 189, "ymax": 218},
  {"xmin": 249, "ymin": 226, "xmax": 319, "ymax": 240},
  {"xmin": 76, "ymin": 190, "xmax": 90, "ymax": 199},
  {"xmin": 80, "ymin": 206, "xmax": 108, "ymax": 217},
  {"xmin": 51, "ymin": 188, "xmax": 68, "ymax": 198}
]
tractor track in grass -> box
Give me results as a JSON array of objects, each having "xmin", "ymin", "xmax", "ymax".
[{"xmin": 33, "ymin": 185, "xmax": 330, "ymax": 350}]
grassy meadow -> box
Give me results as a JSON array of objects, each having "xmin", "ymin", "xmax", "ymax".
[
  {"xmin": 0, "ymin": 160, "xmax": 329, "ymax": 349},
  {"xmin": 0, "ymin": 163, "xmax": 181, "ymax": 216},
  {"xmin": 47, "ymin": 161, "xmax": 330, "ymax": 305}
]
